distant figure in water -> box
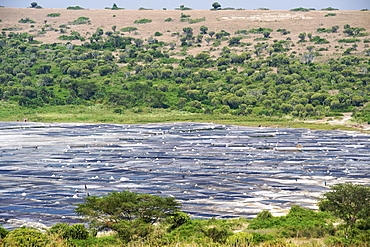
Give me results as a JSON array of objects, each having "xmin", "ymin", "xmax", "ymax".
[
  {"xmin": 295, "ymin": 178, "xmax": 298, "ymax": 182},
  {"xmin": 324, "ymin": 181, "xmax": 327, "ymax": 186}
]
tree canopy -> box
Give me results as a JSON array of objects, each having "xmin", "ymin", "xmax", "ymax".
[
  {"xmin": 319, "ymin": 183, "xmax": 370, "ymax": 227},
  {"xmin": 212, "ymin": 2, "xmax": 221, "ymax": 10},
  {"xmin": 75, "ymin": 191, "xmax": 181, "ymax": 229}
]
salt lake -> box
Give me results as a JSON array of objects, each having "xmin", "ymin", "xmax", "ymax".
[{"xmin": 0, "ymin": 122, "xmax": 369, "ymax": 229}]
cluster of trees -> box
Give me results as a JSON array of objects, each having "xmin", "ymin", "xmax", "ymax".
[
  {"xmin": 0, "ymin": 183, "xmax": 369, "ymax": 246},
  {"xmin": 0, "ymin": 20, "xmax": 369, "ymax": 122}
]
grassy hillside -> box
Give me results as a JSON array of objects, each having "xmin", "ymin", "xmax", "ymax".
[{"xmin": 0, "ymin": 8, "xmax": 369, "ymax": 130}]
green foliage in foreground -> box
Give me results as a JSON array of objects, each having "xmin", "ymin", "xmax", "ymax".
[
  {"xmin": 248, "ymin": 206, "xmax": 336, "ymax": 238},
  {"xmin": 319, "ymin": 183, "xmax": 370, "ymax": 228},
  {"xmin": 75, "ymin": 191, "xmax": 181, "ymax": 229},
  {"xmin": 1, "ymin": 183, "xmax": 370, "ymax": 246},
  {"xmin": 1, "ymin": 206, "xmax": 369, "ymax": 246}
]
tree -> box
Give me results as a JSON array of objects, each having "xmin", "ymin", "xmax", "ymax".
[
  {"xmin": 75, "ymin": 191, "xmax": 180, "ymax": 229},
  {"xmin": 200, "ymin": 25, "xmax": 208, "ymax": 34},
  {"xmin": 30, "ymin": 2, "xmax": 38, "ymax": 8},
  {"xmin": 319, "ymin": 183, "xmax": 370, "ymax": 228},
  {"xmin": 212, "ymin": 2, "xmax": 221, "ymax": 10},
  {"xmin": 183, "ymin": 27, "xmax": 193, "ymax": 35},
  {"xmin": 298, "ymin": 32, "xmax": 306, "ymax": 42}
]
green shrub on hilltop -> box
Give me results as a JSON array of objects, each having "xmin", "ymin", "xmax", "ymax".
[
  {"xmin": 67, "ymin": 6, "xmax": 84, "ymax": 10},
  {"xmin": 290, "ymin": 7, "xmax": 311, "ymax": 12}
]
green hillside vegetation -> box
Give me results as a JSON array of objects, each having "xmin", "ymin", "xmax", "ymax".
[
  {"xmin": 0, "ymin": 18, "xmax": 370, "ymax": 126},
  {"xmin": 1, "ymin": 183, "xmax": 369, "ymax": 246}
]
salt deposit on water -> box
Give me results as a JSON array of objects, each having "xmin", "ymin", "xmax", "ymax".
[{"xmin": 0, "ymin": 122, "xmax": 369, "ymax": 229}]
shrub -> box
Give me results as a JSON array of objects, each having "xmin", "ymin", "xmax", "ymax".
[
  {"xmin": 67, "ymin": 6, "xmax": 84, "ymax": 10},
  {"xmin": 167, "ymin": 212, "xmax": 191, "ymax": 231},
  {"xmin": 121, "ymin": 27, "xmax": 138, "ymax": 32},
  {"xmin": 325, "ymin": 13, "xmax": 336, "ymax": 17},
  {"xmin": 134, "ymin": 19, "xmax": 152, "ymax": 24},
  {"xmin": 68, "ymin": 17, "xmax": 90, "ymax": 25},
  {"xmin": 164, "ymin": 18, "xmax": 173, "ymax": 22},
  {"xmin": 322, "ymin": 7, "xmax": 339, "ymax": 10},
  {"xmin": 0, "ymin": 226, "xmax": 9, "ymax": 239},
  {"xmin": 19, "ymin": 18, "xmax": 36, "ymax": 23},
  {"xmin": 317, "ymin": 28, "xmax": 332, "ymax": 33},
  {"xmin": 290, "ymin": 7, "xmax": 311, "ymax": 11},
  {"xmin": 49, "ymin": 223, "xmax": 89, "ymax": 240},
  {"xmin": 175, "ymin": 5, "xmax": 192, "ymax": 10},
  {"xmin": 226, "ymin": 232, "xmax": 254, "ymax": 246},
  {"xmin": 4, "ymin": 227, "xmax": 47, "ymax": 247},
  {"xmin": 203, "ymin": 226, "xmax": 232, "ymax": 243},
  {"xmin": 311, "ymin": 36, "xmax": 330, "ymax": 44},
  {"xmin": 47, "ymin": 13, "xmax": 60, "ymax": 17},
  {"xmin": 338, "ymin": 38, "xmax": 361, "ymax": 43},
  {"xmin": 277, "ymin": 28, "xmax": 290, "ymax": 35},
  {"xmin": 58, "ymin": 35, "xmax": 80, "ymax": 40},
  {"xmin": 189, "ymin": 18, "xmax": 206, "ymax": 24},
  {"xmin": 154, "ymin": 31, "xmax": 163, "ymax": 36}
]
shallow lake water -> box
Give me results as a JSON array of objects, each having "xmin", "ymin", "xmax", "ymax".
[{"xmin": 0, "ymin": 122, "xmax": 369, "ymax": 229}]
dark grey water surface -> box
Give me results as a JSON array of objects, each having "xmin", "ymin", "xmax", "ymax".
[{"xmin": 0, "ymin": 122, "xmax": 369, "ymax": 229}]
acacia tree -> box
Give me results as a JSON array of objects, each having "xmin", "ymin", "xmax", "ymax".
[
  {"xmin": 319, "ymin": 183, "xmax": 370, "ymax": 228},
  {"xmin": 212, "ymin": 2, "xmax": 221, "ymax": 10},
  {"xmin": 75, "ymin": 191, "xmax": 180, "ymax": 229}
]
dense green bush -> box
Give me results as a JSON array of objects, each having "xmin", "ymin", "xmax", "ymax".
[
  {"xmin": 248, "ymin": 205, "xmax": 335, "ymax": 238},
  {"xmin": 19, "ymin": 18, "xmax": 35, "ymax": 23},
  {"xmin": 322, "ymin": 7, "xmax": 339, "ymax": 10},
  {"xmin": 4, "ymin": 227, "xmax": 48, "ymax": 247},
  {"xmin": 338, "ymin": 38, "xmax": 361, "ymax": 43},
  {"xmin": 47, "ymin": 13, "xmax": 60, "ymax": 17},
  {"xmin": 134, "ymin": 19, "xmax": 152, "ymax": 24},
  {"xmin": 68, "ymin": 16, "xmax": 90, "ymax": 25},
  {"xmin": 0, "ymin": 227, "xmax": 9, "ymax": 239},
  {"xmin": 121, "ymin": 27, "xmax": 138, "ymax": 32},
  {"xmin": 290, "ymin": 7, "xmax": 311, "ymax": 11},
  {"xmin": 67, "ymin": 6, "xmax": 84, "ymax": 10},
  {"xmin": 48, "ymin": 223, "xmax": 89, "ymax": 240}
]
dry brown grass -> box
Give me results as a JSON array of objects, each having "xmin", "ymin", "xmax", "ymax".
[{"xmin": 1, "ymin": 8, "xmax": 369, "ymax": 58}]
